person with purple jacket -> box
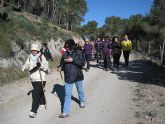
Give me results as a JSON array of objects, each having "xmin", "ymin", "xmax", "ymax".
[
  {"xmin": 102, "ymin": 37, "xmax": 111, "ymax": 71},
  {"xmin": 94, "ymin": 38, "xmax": 102, "ymax": 63},
  {"xmin": 83, "ymin": 39, "xmax": 93, "ymax": 72}
]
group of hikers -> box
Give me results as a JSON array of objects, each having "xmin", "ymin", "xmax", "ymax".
[
  {"xmin": 83, "ymin": 34, "xmax": 132, "ymax": 71},
  {"xmin": 21, "ymin": 34, "xmax": 132, "ymax": 118}
]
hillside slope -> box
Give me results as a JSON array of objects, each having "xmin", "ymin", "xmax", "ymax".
[{"xmin": 0, "ymin": 7, "xmax": 83, "ymax": 84}]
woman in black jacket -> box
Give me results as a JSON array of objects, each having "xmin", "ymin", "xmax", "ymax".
[
  {"xmin": 111, "ymin": 37, "xmax": 122, "ymax": 70},
  {"xmin": 57, "ymin": 39, "xmax": 86, "ymax": 118}
]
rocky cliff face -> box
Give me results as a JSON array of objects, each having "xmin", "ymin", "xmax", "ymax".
[
  {"xmin": 0, "ymin": 36, "xmax": 84, "ymax": 69},
  {"xmin": 0, "ymin": 38, "xmax": 63, "ymax": 68}
]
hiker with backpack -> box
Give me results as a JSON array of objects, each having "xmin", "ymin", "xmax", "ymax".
[
  {"xmin": 57, "ymin": 39, "xmax": 86, "ymax": 118},
  {"xmin": 40, "ymin": 43, "xmax": 53, "ymax": 61},
  {"xmin": 22, "ymin": 43, "xmax": 49, "ymax": 118},
  {"xmin": 121, "ymin": 35, "xmax": 132, "ymax": 66},
  {"xmin": 83, "ymin": 39, "xmax": 93, "ymax": 72},
  {"xmin": 111, "ymin": 36, "xmax": 122, "ymax": 70},
  {"xmin": 40, "ymin": 42, "xmax": 53, "ymax": 74}
]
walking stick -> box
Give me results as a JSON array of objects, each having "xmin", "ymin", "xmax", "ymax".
[
  {"xmin": 57, "ymin": 66, "xmax": 65, "ymax": 85},
  {"xmin": 26, "ymin": 77, "xmax": 33, "ymax": 96},
  {"xmin": 59, "ymin": 71, "xmax": 63, "ymax": 80},
  {"xmin": 38, "ymin": 69, "xmax": 47, "ymax": 109},
  {"xmin": 59, "ymin": 70, "xmax": 65, "ymax": 85}
]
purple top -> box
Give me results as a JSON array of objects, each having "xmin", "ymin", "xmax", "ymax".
[
  {"xmin": 102, "ymin": 41, "xmax": 111, "ymax": 54},
  {"xmin": 83, "ymin": 44, "xmax": 93, "ymax": 54},
  {"xmin": 94, "ymin": 41, "xmax": 103, "ymax": 49}
]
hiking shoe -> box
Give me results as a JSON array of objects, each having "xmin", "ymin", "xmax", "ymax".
[
  {"xmin": 39, "ymin": 105, "xmax": 46, "ymax": 110},
  {"xmin": 85, "ymin": 68, "xmax": 89, "ymax": 72},
  {"xmin": 80, "ymin": 102, "xmax": 85, "ymax": 108},
  {"xmin": 29, "ymin": 112, "xmax": 36, "ymax": 118},
  {"xmin": 59, "ymin": 113, "xmax": 69, "ymax": 118}
]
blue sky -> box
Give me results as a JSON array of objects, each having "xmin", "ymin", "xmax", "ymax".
[{"xmin": 82, "ymin": 0, "xmax": 153, "ymax": 27}]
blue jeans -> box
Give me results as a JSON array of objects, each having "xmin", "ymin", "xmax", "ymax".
[{"xmin": 63, "ymin": 80, "xmax": 85, "ymax": 114}]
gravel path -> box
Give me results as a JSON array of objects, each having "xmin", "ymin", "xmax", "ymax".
[{"xmin": 0, "ymin": 55, "xmax": 138, "ymax": 124}]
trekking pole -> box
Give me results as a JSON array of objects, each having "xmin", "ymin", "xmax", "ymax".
[
  {"xmin": 26, "ymin": 77, "xmax": 33, "ymax": 96},
  {"xmin": 59, "ymin": 71, "xmax": 63, "ymax": 80},
  {"xmin": 38, "ymin": 69, "xmax": 47, "ymax": 109},
  {"xmin": 57, "ymin": 66, "xmax": 63, "ymax": 80},
  {"xmin": 20, "ymin": 65, "xmax": 33, "ymax": 96},
  {"xmin": 57, "ymin": 66, "xmax": 65, "ymax": 85}
]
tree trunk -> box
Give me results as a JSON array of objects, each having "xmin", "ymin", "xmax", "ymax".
[
  {"xmin": 58, "ymin": 12, "xmax": 61, "ymax": 25},
  {"xmin": 42, "ymin": 0, "xmax": 48, "ymax": 18},
  {"xmin": 70, "ymin": 23, "xmax": 73, "ymax": 31},
  {"xmin": 1, "ymin": 0, "xmax": 4, "ymax": 7},
  {"xmin": 66, "ymin": 21, "xmax": 69, "ymax": 30},
  {"xmin": 47, "ymin": 0, "xmax": 50, "ymax": 19},
  {"xmin": 160, "ymin": 39, "xmax": 165, "ymax": 65},
  {"xmin": 135, "ymin": 38, "xmax": 138, "ymax": 50},
  {"xmin": 148, "ymin": 41, "xmax": 151, "ymax": 55},
  {"xmin": 25, "ymin": 0, "xmax": 29, "ymax": 11},
  {"xmin": 16, "ymin": 0, "xmax": 20, "ymax": 7},
  {"xmin": 48, "ymin": 0, "xmax": 54, "ymax": 19},
  {"xmin": 137, "ymin": 39, "xmax": 140, "ymax": 51}
]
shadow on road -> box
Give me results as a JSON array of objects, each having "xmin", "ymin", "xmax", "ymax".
[
  {"xmin": 112, "ymin": 59, "xmax": 165, "ymax": 87},
  {"xmin": 51, "ymin": 84, "xmax": 80, "ymax": 112},
  {"xmin": 90, "ymin": 61, "xmax": 113, "ymax": 70},
  {"xmin": 90, "ymin": 63, "xmax": 104, "ymax": 70}
]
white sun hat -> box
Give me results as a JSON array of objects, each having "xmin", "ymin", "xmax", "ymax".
[
  {"xmin": 31, "ymin": 43, "xmax": 40, "ymax": 51},
  {"xmin": 85, "ymin": 38, "xmax": 90, "ymax": 42}
]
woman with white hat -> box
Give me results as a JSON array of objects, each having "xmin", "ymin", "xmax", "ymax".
[{"xmin": 22, "ymin": 43, "xmax": 48, "ymax": 118}]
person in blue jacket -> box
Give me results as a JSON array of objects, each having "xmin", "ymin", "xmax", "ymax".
[{"xmin": 57, "ymin": 39, "xmax": 86, "ymax": 118}]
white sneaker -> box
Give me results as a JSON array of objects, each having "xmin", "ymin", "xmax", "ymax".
[
  {"xmin": 29, "ymin": 112, "xmax": 36, "ymax": 118},
  {"xmin": 39, "ymin": 105, "xmax": 46, "ymax": 110},
  {"xmin": 59, "ymin": 113, "xmax": 69, "ymax": 118},
  {"xmin": 80, "ymin": 102, "xmax": 85, "ymax": 108}
]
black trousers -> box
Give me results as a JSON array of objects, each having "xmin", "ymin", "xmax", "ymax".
[
  {"xmin": 123, "ymin": 51, "xmax": 130, "ymax": 66},
  {"xmin": 113, "ymin": 53, "xmax": 121, "ymax": 68},
  {"xmin": 31, "ymin": 81, "xmax": 46, "ymax": 113},
  {"xmin": 85, "ymin": 54, "xmax": 92, "ymax": 69},
  {"xmin": 95, "ymin": 49, "xmax": 102, "ymax": 63},
  {"xmin": 103, "ymin": 53, "xmax": 110, "ymax": 69}
]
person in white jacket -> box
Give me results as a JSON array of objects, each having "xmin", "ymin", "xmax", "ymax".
[{"xmin": 22, "ymin": 43, "xmax": 48, "ymax": 118}]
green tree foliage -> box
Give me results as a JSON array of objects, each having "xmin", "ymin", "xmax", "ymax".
[
  {"xmin": 103, "ymin": 16, "xmax": 123, "ymax": 37},
  {"xmin": 150, "ymin": 0, "xmax": 165, "ymax": 27},
  {"xmin": 124, "ymin": 14, "xmax": 147, "ymax": 50},
  {"xmin": 32, "ymin": 0, "xmax": 43, "ymax": 16},
  {"xmin": 81, "ymin": 20, "xmax": 98, "ymax": 39},
  {"xmin": 150, "ymin": 0, "xmax": 165, "ymax": 64},
  {"xmin": 60, "ymin": 0, "xmax": 87, "ymax": 30},
  {"xmin": 2, "ymin": 0, "xmax": 88, "ymax": 31},
  {"xmin": 80, "ymin": 0, "xmax": 165, "ymax": 64}
]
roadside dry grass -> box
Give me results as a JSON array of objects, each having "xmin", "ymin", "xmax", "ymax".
[
  {"xmin": 49, "ymin": 56, "xmax": 61, "ymax": 69},
  {"xmin": 0, "ymin": 65, "xmax": 27, "ymax": 86},
  {"xmin": 134, "ymin": 83, "xmax": 165, "ymax": 124},
  {"xmin": 131, "ymin": 53, "xmax": 165, "ymax": 124},
  {"xmin": 0, "ymin": 56, "xmax": 61, "ymax": 85}
]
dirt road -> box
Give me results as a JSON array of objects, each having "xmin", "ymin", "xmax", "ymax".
[{"xmin": 0, "ymin": 55, "xmax": 138, "ymax": 124}]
